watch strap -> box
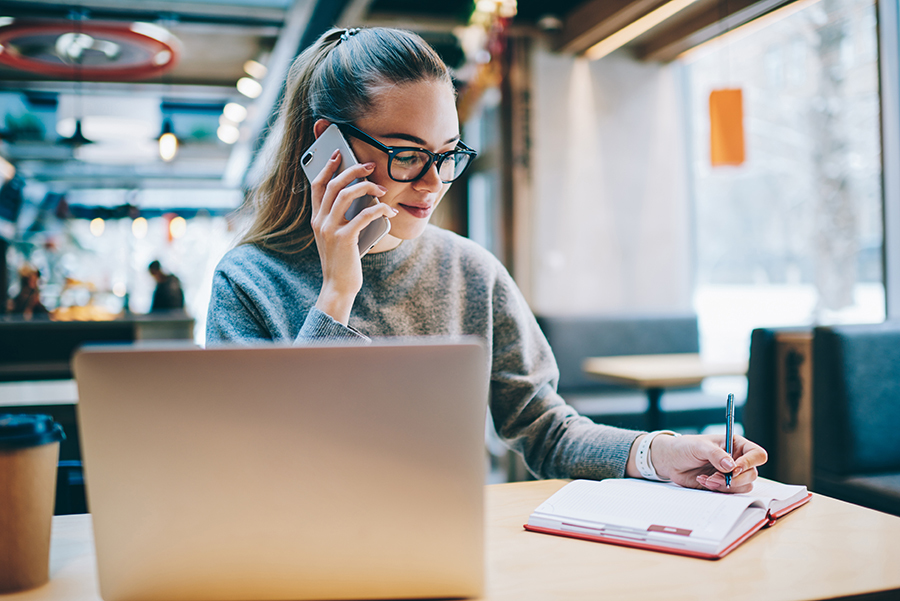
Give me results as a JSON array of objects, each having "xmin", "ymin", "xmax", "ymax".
[{"xmin": 636, "ymin": 430, "xmax": 681, "ymax": 482}]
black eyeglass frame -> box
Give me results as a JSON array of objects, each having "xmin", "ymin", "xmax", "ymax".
[{"xmin": 336, "ymin": 122, "xmax": 477, "ymax": 184}]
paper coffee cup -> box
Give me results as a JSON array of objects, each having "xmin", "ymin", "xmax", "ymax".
[{"xmin": 0, "ymin": 414, "xmax": 66, "ymax": 593}]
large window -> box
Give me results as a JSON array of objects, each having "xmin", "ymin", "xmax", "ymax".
[{"xmin": 683, "ymin": 0, "xmax": 884, "ymax": 361}]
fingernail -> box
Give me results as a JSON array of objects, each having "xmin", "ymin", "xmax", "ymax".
[
  {"xmin": 376, "ymin": 184, "xmax": 388, "ymax": 192},
  {"xmin": 331, "ymin": 150, "xmax": 340, "ymax": 159},
  {"xmin": 696, "ymin": 475, "xmax": 708, "ymax": 486},
  {"xmin": 721, "ymin": 456, "xmax": 736, "ymax": 471},
  {"xmin": 733, "ymin": 465, "xmax": 743, "ymax": 476},
  {"xmin": 705, "ymin": 479, "xmax": 721, "ymax": 490},
  {"xmin": 363, "ymin": 162, "xmax": 376, "ymax": 170},
  {"xmin": 390, "ymin": 207, "xmax": 399, "ymax": 214}
]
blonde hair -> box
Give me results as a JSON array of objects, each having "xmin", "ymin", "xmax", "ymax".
[{"xmin": 240, "ymin": 27, "xmax": 453, "ymax": 253}]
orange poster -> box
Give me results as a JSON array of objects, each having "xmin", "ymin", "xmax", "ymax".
[{"xmin": 709, "ymin": 88, "xmax": 745, "ymax": 166}]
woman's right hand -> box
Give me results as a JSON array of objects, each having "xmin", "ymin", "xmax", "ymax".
[{"xmin": 309, "ymin": 150, "xmax": 397, "ymax": 325}]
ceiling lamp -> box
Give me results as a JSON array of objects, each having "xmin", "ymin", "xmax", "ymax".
[
  {"xmin": 243, "ymin": 59, "xmax": 268, "ymax": 80},
  {"xmin": 223, "ymin": 102, "xmax": 248, "ymax": 123},
  {"xmin": 0, "ymin": 19, "xmax": 181, "ymax": 80},
  {"xmin": 56, "ymin": 95, "xmax": 160, "ymax": 143},
  {"xmin": 236, "ymin": 77, "xmax": 262, "ymax": 99},
  {"xmin": 58, "ymin": 118, "xmax": 93, "ymax": 147},
  {"xmin": 217, "ymin": 124, "xmax": 240, "ymax": 144},
  {"xmin": 158, "ymin": 118, "xmax": 178, "ymax": 162}
]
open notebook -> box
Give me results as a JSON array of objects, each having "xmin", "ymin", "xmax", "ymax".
[{"xmin": 525, "ymin": 478, "xmax": 811, "ymax": 559}]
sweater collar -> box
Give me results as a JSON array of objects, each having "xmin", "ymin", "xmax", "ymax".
[{"xmin": 360, "ymin": 232, "xmax": 420, "ymax": 271}]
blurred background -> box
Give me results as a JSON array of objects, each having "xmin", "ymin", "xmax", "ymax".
[
  {"xmin": 0, "ymin": 0, "xmax": 892, "ymax": 350},
  {"xmin": 1, "ymin": 0, "xmax": 899, "ymax": 492}
]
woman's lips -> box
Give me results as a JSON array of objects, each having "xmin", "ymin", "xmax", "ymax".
[{"xmin": 398, "ymin": 204, "xmax": 433, "ymax": 219}]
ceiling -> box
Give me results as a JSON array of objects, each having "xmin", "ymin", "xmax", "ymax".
[
  {"xmin": 0, "ymin": 0, "xmax": 794, "ymax": 211},
  {"xmin": 0, "ymin": 0, "xmax": 493, "ymax": 208}
]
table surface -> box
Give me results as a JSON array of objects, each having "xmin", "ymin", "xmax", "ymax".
[
  {"xmin": 6, "ymin": 479, "xmax": 900, "ymax": 601},
  {"xmin": 582, "ymin": 353, "xmax": 749, "ymax": 390}
]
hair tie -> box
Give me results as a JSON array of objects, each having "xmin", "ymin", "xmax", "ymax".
[{"xmin": 338, "ymin": 28, "xmax": 360, "ymax": 44}]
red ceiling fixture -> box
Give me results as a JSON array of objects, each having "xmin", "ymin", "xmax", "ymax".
[{"xmin": 0, "ymin": 20, "xmax": 181, "ymax": 81}]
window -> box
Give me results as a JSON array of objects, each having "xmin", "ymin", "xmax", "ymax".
[{"xmin": 683, "ymin": 0, "xmax": 884, "ymax": 361}]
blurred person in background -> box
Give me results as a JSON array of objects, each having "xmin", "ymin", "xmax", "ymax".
[
  {"xmin": 148, "ymin": 260, "xmax": 185, "ymax": 313},
  {"xmin": 8, "ymin": 265, "xmax": 48, "ymax": 319}
]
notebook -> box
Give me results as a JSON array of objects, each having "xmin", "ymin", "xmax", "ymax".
[
  {"xmin": 73, "ymin": 339, "xmax": 489, "ymax": 601},
  {"xmin": 525, "ymin": 477, "xmax": 811, "ymax": 559}
]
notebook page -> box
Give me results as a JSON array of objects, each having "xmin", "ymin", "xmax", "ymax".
[
  {"xmin": 532, "ymin": 479, "xmax": 759, "ymax": 543},
  {"xmin": 736, "ymin": 478, "xmax": 808, "ymax": 513}
]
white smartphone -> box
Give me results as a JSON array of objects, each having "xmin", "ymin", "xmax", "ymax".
[{"xmin": 300, "ymin": 123, "xmax": 391, "ymax": 257}]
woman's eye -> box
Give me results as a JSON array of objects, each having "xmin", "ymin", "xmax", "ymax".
[{"xmin": 394, "ymin": 152, "xmax": 425, "ymax": 166}]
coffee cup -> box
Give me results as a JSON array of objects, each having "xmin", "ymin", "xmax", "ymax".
[{"xmin": 0, "ymin": 414, "xmax": 65, "ymax": 593}]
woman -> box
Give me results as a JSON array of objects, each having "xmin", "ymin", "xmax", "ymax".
[{"xmin": 207, "ymin": 26, "xmax": 766, "ymax": 491}]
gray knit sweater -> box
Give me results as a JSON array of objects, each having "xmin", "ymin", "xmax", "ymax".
[{"xmin": 206, "ymin": 224, "xmax": 641, "ymax": 479}]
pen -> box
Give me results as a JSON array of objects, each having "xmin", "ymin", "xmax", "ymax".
[{"xmin": 725, "ymin": 393, "xmax": 735, "ymax": 488}]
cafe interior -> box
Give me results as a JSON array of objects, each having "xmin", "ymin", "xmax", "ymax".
[{"xmin": 0, "ymin": 0, "xmax": 898, "ymax": 529}]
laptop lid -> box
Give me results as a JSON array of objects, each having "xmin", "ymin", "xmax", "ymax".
[{"xmin": 73, "ymin": 339, "xmax": 488, "ymax": 601}]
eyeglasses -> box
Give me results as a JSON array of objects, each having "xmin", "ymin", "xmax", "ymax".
[{"xmin": 337, "ymin": 122, "xmax": 477, "ymax": 184}]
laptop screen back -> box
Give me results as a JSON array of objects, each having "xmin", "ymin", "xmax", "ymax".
[{"xmin": 74, "ymin": 340, "xmax": 488, "ymax": 601}]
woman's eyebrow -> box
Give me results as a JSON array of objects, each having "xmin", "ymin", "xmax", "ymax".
[{"xmin": 382, "ymin": 132, "xmax": 461, "ymax": 147}]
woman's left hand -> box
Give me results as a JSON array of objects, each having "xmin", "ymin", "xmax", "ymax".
[{"xmin": 639, "ymin": 434, "xmax": 768, "ymax": 494}]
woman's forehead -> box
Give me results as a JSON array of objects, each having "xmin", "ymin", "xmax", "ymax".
[{"xmin": 362, "ymin": 80, "xmax": 459, "ymax": 147}]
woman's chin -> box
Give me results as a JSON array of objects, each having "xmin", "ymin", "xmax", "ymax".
[
  {"xmin": 369, "ymin": 233, "xmax": 403, "ymax": 254},
  {"xmin": 385, "ymin": 219, "xmax": 429, "ymax": 242}
]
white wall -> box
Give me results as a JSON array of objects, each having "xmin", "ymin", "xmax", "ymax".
[{"xmin": 528, "ymin": 43, "xmax": 693, "ymax": 315}]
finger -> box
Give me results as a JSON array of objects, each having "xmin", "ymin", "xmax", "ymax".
[
  {"xmin": 733, "ymin": 437, "xmax": 769, "ymax": 470},
  {"xmin": 697, "ymin": 472, "xmax": 755, "ymax": 494},
  {"xmin": 310, "ymin": 150, "xmax": 342, "ymax": 213},
  {"xmin": 317, "ymin": 161, "xmax": 377, "ymax": 217},
  {"xmin": 328, "ymin": 182, "xmax": 388, "ymax": 225},
  {"xmin": 729, "ymin": 466, "xmax": 758, "ymax": 489},
  {"xmin": 345, "ymin": 203, "xmax": 398, "ymax": 238},
  {"xmin": 706, "ymin": 464, "xmax": 757, "ymax": 488},
  {"xmin": 695, "ymin": 439, "xmax": 737, "ymax": 474},
  {"xmin": 353, "ymin": 201, "xmax": 399, "ymax": 225},
  {"xmin": 696, "ymin": 474, "xmax": 715, "ymax": 491},
  {"xmin": 323, "ymin": 162, "xmax": 376, "ymax": 203}
]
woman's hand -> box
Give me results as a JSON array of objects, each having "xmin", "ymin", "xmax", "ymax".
[
  {"xmin": 627, "ymin": 433, "xmax": 768, "ymax": 494},
  {"xmin": 309, "ymin": 150, "xmax": 397, "ymax": 324}
]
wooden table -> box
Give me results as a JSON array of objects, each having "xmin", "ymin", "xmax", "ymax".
[
  {"xmin": 6, "ymin": 479, "xmax": 900, "ymax": 601},
  {"xmin": 582, "ymin": 353, "xmax": 748, "ymax": 430}
]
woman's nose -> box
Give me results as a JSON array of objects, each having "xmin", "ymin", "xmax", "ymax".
[{"xmin": 413, "ymin": 161, "xmax": 443, "ymax": 193}]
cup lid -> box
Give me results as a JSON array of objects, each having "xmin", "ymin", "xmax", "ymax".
[{"xmin": 0, "ymin": 414, "xmax": 66, "ymax": 450}]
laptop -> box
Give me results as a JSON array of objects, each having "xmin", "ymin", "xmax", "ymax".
[{"xmin": 73, "ymin": 339, "xmax": 489, "ymax": 601}]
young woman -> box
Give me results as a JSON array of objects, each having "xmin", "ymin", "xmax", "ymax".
[{"xmin": 206, "ymin": 26, "xmax": 766, "ymax": 490}]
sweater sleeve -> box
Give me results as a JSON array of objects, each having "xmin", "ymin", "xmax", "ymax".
[
  {"xmin": 206, "ymin": 269, "xmax": 270, "ymax": 344},
  {"xmin": 206, "ymin": 251, "xmax": 368, "ymax": 346},
  {"xmin": 486, "ymin": 268, "xmax": 643, "ymax": 480},
  {"xmin": 296, "ymin": 307, "xmax": 371, "ymax": 343}
]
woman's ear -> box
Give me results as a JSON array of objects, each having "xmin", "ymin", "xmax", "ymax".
[{"xmin": 312, "ymin": 119, "xmax": 332, "ymax": 139}]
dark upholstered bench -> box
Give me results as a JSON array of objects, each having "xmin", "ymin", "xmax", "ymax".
[
  {"xmin": 742, "ymin": 326, "xmax": 813, "ymax": 480},
  {"xmin": 812, "ymin": 322, "xmax": 900, "ymax": 517},
  {"xmin": 534, "ymin": 313, "xmax": 738, "ymax": 432}
]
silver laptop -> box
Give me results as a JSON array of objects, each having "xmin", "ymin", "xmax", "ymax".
[{"xmin": 73, "ymin": 339, "xmax": 488, "ymax": 601}]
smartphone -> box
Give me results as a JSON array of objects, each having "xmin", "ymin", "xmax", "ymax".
[{"xmin": 300, "ymin": 123, "xmax": 391, "ymax": 256}]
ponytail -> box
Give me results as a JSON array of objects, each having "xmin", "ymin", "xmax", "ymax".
[{"xmin": 239, "ymin": 27, "xmax": 452, "ymax": 254}]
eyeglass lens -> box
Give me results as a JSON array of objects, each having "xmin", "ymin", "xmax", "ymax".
[{"xmin": 391, "ymin": 150, "xmax": 472, "ymax": 183}]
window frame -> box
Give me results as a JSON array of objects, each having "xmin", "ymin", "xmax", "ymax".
[{"xmin": 878, "ymin": 0, "xmax": 900, "ymax": 320}]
